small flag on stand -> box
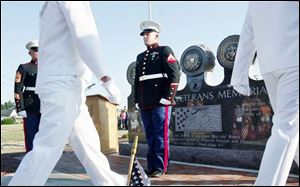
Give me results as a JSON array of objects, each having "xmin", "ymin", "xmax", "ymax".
[
  {"xmin": 127, "ymin": 136, "xmax": 151, "ymax": 186},
  {"xmin": 129, "ymin": 157, "xmax": 151, "ymax": 186}
]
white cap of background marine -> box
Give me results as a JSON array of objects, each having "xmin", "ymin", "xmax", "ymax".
[
  {"xmin": 139, "ymin": 20, "xmax": 161, "ymax": 36},
  {"xmin": 26, "ymin": 40, "xmax": 39, "ymax": 50}
]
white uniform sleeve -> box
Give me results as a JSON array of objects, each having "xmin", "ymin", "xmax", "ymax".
[
  {"xmin": 58, "ymin": 1, "xmax": 106, "ymax": 79},
  {"xmin": 230, "ymin": 5, "xmax": 256, "ymax": 96}
]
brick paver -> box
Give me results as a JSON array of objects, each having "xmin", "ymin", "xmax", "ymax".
[
  {"xmin": 54, "ymin": 149, "xmax": 299, "ymax": 186},
  {"xmin": 1, "ymin": 131, "xmax": 299, "ymax": 186}
]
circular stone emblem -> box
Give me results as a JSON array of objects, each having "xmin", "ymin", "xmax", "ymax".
[
  {"xmin": 217, "ymin": 35, "xmax": 240, "ymax": 69},
  {"xmin": 180, "ymin": 45, "xmax": 215, "ymax": 77},
  {"xmin": 126, "ymin": 62, "xmax": 136, "ymax": 86}
]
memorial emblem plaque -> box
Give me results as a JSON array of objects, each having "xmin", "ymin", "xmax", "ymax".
[
  {"xmin": 180, "ymin": 46, "xmax": 203, "ymax": 77},
  {"xmin": 217, "ymin": 35, "xmax": 239, "ymax": 69},
  {"xmin": 180, "ymin": 45, "xmax": 215, "ymax": 77},
  {"xmin": 126, "ymin": 62, "xmax": 136, "ymax": 86}
]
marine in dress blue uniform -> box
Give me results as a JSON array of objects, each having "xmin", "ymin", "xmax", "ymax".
[
  {"xmin": 14, "ymin": 40, "xmax": 41, "ymax": 152},
  {"xmin": 134, "ymin": 20, "xmax": 181, "ymax": 177}
]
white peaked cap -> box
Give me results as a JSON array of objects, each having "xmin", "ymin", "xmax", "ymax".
[
  {"xmin": 26, "ymin": 40, "xmax": 39, "ymax": 50},
  {"xmin": 139, "ymin": 20, "xmax": 161, "ymax": 36}
]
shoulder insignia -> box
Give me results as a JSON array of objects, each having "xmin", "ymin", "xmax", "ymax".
[{"xmin": 167, "ymin": 54, "xmax": 176, "ymax": 63}]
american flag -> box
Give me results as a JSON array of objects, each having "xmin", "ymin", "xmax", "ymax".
[
  {"xmin": 175, "ymin": 105, "xmax": 222, "ymax": 132},
  {"xmin": 129, "ymin": 157, "xmax": 151, "ymax": 186}
]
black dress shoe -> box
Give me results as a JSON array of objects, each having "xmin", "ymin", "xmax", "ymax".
[
  {"xmin": 150, "ymin": 170, "xmax": 165, "ymax": 178},
  {"xmin": 145, "ymin": 169, "xmax": 154, "ymax": 175}
]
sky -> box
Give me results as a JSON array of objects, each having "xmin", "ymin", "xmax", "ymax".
[{"xmin": 1, "ymin": 1, "xmax": 261, "ymax": 109}]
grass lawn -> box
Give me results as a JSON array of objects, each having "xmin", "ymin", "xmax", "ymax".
[{"xmin": 1, "ymin": 123, "xmax": 24, "ymax": 143}]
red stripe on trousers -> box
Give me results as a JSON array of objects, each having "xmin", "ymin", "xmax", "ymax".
[
  {"xmin": 164, "ymin": 106, "xmax": 169, "ymax": 173},
  {"xmin": 23, "ymin": 118, "xmax": 29, "ymax": 152}
]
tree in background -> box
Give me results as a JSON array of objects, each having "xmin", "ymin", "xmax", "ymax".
[{"xmin": 1, "ymin": 100, "xmax": 15, "ymax": 110}]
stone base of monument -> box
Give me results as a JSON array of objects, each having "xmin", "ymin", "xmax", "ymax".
[{"xmin": 119, "ymin": 142, "xmax": 299, "ymax": 174}]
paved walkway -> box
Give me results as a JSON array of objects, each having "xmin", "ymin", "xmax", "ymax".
[
  {"xmin": 1, "ymin": 149, "xmax": 299, "ymax": 186},
  {"xmin": 1, "ymin": 129, "xmax": 299, "ymax": 186}
]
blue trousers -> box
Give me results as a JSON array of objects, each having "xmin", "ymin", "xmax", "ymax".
[
  {"xmin": 140, "ymin": 106, "xmax": 172, "ymax": 173},
  {"xmin": 23, "ymin": 113, "xmax": 41, "ymax": 152}
]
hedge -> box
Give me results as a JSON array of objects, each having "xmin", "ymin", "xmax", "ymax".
[{"xmin": 1, "ymin": 117, "xmax": 16, "ymax": 125}]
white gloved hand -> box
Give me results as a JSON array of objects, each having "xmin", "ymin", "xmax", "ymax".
[
  {"xmin": 135, "ymin": 103, "xmax": 140, "ymax": 110},
  {"xmin": 159, "ymin": 98, "xmax": 171, "ymax": 105},
  {"xmin": 102, "ymin": 79, "xmax": 121, "ymax": 105},
  {"xmin": 18, "ymin": 111, "xmax": 27, "ymax": 118}
]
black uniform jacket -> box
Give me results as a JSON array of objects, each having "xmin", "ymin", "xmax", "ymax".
[
  {"xmin": 134, "ymin": 43, "xmax": 181, "ymax": 109},
  {"xmin": 14, "ymin": 60, "xmax": 40, "ymax": 114}
]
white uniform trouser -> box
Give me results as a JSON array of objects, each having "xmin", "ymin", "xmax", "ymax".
[
  {"xmin": 255, "ymin": 67, "xmax": 299, "ymax": 186},
  {"xmin": 8, "ymin": 75, "xmax": 126, "ymax": 186}
]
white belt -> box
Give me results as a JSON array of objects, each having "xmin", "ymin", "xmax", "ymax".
[
  {"xmin": 139, "ymin": 73, "xmax": 168, "ymax": 81},
  {"xmin": 25, "ymin": 87, "xmax": 35, "ymax": 91}
]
